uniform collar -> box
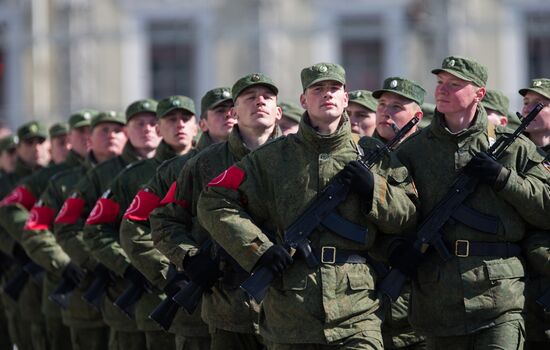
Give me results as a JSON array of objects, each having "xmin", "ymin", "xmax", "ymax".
[
  {"xmin": 195, "ymin": 132, "xmax": 216, "ymax": 151},
  {"xmin": 229, "ymin": 124, "xmax": 282, "ymax": 160},
  {"xmin": 64, "ymin": 149, "xmax": 84, "ymax": 168},
  {"xmin": 121, "ymin": 142, "xmax": 141, "ymax": 164},
  {"xmin": 154, "ymin": 140, "xmax": 180, "ymax": 163},
  {"xmin": 428, "ymin": 104, "xmax": 487, "ymax": 144},
  {"xmin": 297, "ymin": 112, "xmax": 353, "ymax": 153},
  {"xmin": 14, "ymin": 157, "xmax": 39, "ymax": 178}
]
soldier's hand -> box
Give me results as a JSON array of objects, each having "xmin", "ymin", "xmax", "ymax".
[
  {"xmin": 62, "ymin": 262, "xmax": 85, "ymax": 286},
  {"xmin": 464, "ymin": 152, "xmax": 510, "ymax": 188},
  {"xmin": 123, "ymin": 265, "xmax": 150, "ymax": 289},
  {"xmin": 256, "ymin": 245, "xmax": 293, "ymax": 276},
  {"xmin": 388, "ymin": 239, "xmax": 423, "ymax": 277},
  {"xmin": 341, "ymin": 161, "xmax": 374, "ymax": 199},
  {"xmin": 163, "ymin": 264, "xmax": 188, "ymax": 297},
  {"xmin": 182, "ymin": 252, "xmax": 221, "ymax": 288}
]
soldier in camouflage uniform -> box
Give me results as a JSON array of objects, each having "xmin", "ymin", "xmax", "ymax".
[
  {"xmin": 197, "ymin": 63, "xmax": 418, "ymax": 350},
  {"xmin": 121, "ymin": 87, "xmax": 235, "ymax": 350},
  {"xmin": 481, "ymin": 89, "xmax": 510, "ymax": 128},
  {"xmin": 85, "ymin": 95, "xmax": 199, "ymax": 350},
  {"xmin": 49, "ymin": 122, "xmax": 71, "ymax": 164},
  {"xmin": 20, "ymin": 110, "xmax": 113, "ymax": 350},
  {"xmin": 277, "ymin": 101, "xmax": 303, "ymax": 135},
  {"xmin": 516, "ymin": 79, "xmax": 550, "ymax": 349},
  {"xmin": 54, "ymin": 108, "xmax": 148, "ymax": 350},
  {"xmin": 394, "ymin": 56, "xmax": 550, "ymax": 349},
  {"xmin": 150, "ymin": 74, "xmax": 283, "ymax": 350},
  {"xmin": 347, "ymin": 90, "xmax": 378, "ymax": 137},
  {"xmin": 369, "ymin": 77, "xmax": 426, "ymax": 350}
]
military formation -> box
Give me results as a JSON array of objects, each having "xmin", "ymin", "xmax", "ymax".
[{"xmin": 0, "ymin": 55, "xmax": 549, "ymax": 350}]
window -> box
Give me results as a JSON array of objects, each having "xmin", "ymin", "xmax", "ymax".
[
  {"xmin": 148, "ymin": 20, "xmax": 195, "ymax": 99},
  {"xmin": 526, "ymin": 12, "xmax": 550, "ymax": 79}
]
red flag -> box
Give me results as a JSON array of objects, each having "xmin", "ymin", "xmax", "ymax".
[
  {"xmin": 207, "ymin": 165, "xmax": 245, "ymax": 190},
  {"xmin": 159, "ymin": 181, "xmax": 189, "ymax": 209},
  {"xmin": 0, "ymin": 186, "xmax": 37, "ymax": 210},
  {"xmin": 24, "ymin": 204, "xmax": 56, "ymax": 230},
  {"xmin": 55, "ymin": 196, "xmax": 86, "ymax": 224},
  {"xmin": 85, "ymin": 198, "xmax": 120, "ymax": 225},
  {"xmin": 123, "ymin": 189, "xmax": 161, "ymax": 221}
]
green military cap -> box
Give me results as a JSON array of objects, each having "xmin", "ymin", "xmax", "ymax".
[
  {"xmin": 49, "ymin": 122, "xmax": 69, "ymax": 138},
  {"xmin": 348, "ymin": 90, "xmax": 378, "ymax": 112},
  {"xmin": 419, "ymin": 102, "xmax": 436, "ymax": 128},
  {"xmin": 373, "ymin": 77, "xmax": 426, "ymax": 105},
  {"xmin": 91, "ymin": 110, "xmax": 126, "ymax": 129},
  {"xmin": 519, "ymin": 78, "xmax": 550, "ymax": 100},
  {"xmin": 232, "ymin": 73, "xmax": 278, "ymax": 100},
  {"xmin": 0, "ymin": 135, "xmax": 18, "ymax": 152},
  {"xmin": 482, "ymin": 89, "xmax": 510, "ymax": 117},
  {"xmin": 126, "ymin": 98, "xmax": 158, "ymax": 121},
  {"xmin": 69, "ymin": 109, "xmax": 99, "ymax": 130},
  {"xmin": 300, "ymin": 62, "xmax": 346, "ymax": 90},
  {"xmin": 157, "ymin": 95, "xmax": 196, "ymax": 118},
  {"xmin": 200, "ymin": 87, "xmax": 232, "ymax": 117},
  {"xmin": 17, "ymin": 120, "xmax": 48, "ymax": 140},
  {"xmin": 431, "ymin": 55, "xmax": 488, "ymax": 87},
  {"xmin": 279, "ymin": 101, "xmax": 304, "ymax": 123}
]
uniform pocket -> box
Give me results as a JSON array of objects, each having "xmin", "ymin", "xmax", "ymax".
[
  {"xmin": 347, "ymin": 264, "xmax": 375, "ymax": 290},
  {"xmin": 485, "ymin": 257, "xmax": 525, "ymax": 281}
]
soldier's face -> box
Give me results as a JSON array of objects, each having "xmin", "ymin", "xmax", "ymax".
[
  {"xmin": 158, "ymin": 110, "xmax": 198, "ymax": 152},
  {"xmin": 201, "ymin": 101, "xmax": 236, "ymax": 142},
  {"xmin": 277, "ymin": 116, "xmax": 299, "ymax": 136},
  {"xmin": 347, "ymin": 102, "xmax": 376, "ymax": 136},
  {"xmin": 68, "ymin": 126, "xmax": 91, "ymax": 158},
  {"xmin": 435, "ymin": 72, "xmax": 484, "ymax": 114},
  {"xmin": 376, "ymin": 92, "xmax": 421, "ymax": 141},
  {"xmin": 523, "ymin": 91, "xmax": 550, "ymax": 133},
  {"xmin": 486, "ymin": 109, "xmax": 508, "ymax": 127},
  {"xmin": 89, "ymin": 122, "xmax": 127, "ymax": 159},
  {"xmin": 0, "ymin": 148, "xmax": 17, "ymax": 173},
  {"xmin": 17, "ymin": 137, "xmax": 50, "ymax": 167},
  {"xmin": 50, "ymin": 134, "xmax": 71, "ymax": 164},
  {"xmin": 232, "ymin": 86, "xmax": 281, "ymax": 131},
  {"xmin": 300, "ymin": 81, "xmax": 348, "ymax": 123},
  {"xmin": 126, "ymin": 113, "xmax": 160, "ymax": 153}
]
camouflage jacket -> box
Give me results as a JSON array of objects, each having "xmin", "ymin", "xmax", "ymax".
[{"xmin": 197, "ymin": 115, "xmax": 418, "ymax": 343}]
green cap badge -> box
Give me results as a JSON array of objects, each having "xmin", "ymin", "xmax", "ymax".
[
  {"xmin": 200, "ymin": 87, "xmax": 233, "ymax": 117},
  {"xmin": 69, "ymin": 109, "xmax": 99, "ymax": 130},
  {"xmin": 348, "ymin": 90, "xmax": 378, "ymax": 112},
  {"xmin": 300, "ymin": 62, "xmax": 346, "ymax": 90},
  {"xmin": 0, "ymin": 135, "xmax": 18, "ymax": 152},
  {"xmin": 231, "ymin": 73, "xmax": 278, "ymax": 100},
  {"xmin": 49, "ymin": 122, "xmax": 69, "ymax": 138},
  {"xmin": 482, "ymin": 89, "xmax": 510, "ymax": 117},
  {"xmin": 157, "ymin": 95, "xmax": 196, "ymax": 118},
  {"xmin": 91, "ymin": 111, "xmax": 126, "ymax": 129},
  {"xmin": 278, "ymin": 101, "xmax": 304, "ymax": 123},
  {"xmin": 17, "ymin": 121, "xmax": 48, "ymax": 141},
  {"xmin": 372, "ymin": 77, "xmax": 426, "ymax": 105},
  {"xmin": 125, "ymin": 98, "xmax": 158, "ymax": 121},
  {"xmin": 431, "ymin": 55, "xmax": 488, "ymax": 87},
  {"xmin": 519, "ymin": 78, "xmax": 550, "ymax": 100}
]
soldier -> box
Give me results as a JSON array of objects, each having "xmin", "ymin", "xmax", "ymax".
[
  {"xmin": 121, "ymin": 87, "xmax": 234, "ymax": 350},
  {"xmin": 516, "ymin": 78, "xmax": 550, "ymax": 349},
  {"xmin": 394, "ymin": 56, "xmax": 550, "ymax": 349},
  {"xmin": 53, "ymin": 107, "xmax": 147, "ymax": 350},
  {"xmin": 347, "ymin": 90, "xmax": 378, "ymax": 136},
  {"xmin": 85, "ymin": 95, "xmax": 199, "ymax": 350},
  {"xmin": 278, "ymin": 101, "xmax": 303, "ymax": 135},
  {"xmin": 0, "ymin": 135, "xmax": 18, "ymax": 176},
  {"xmin": 150, "ymin": 74, "xmax": 283, "ymax": 350},
  {"xmin": 370, "ymin": 77, "xmax": 426, "ymax": 350},
  {"xmin": 196, "ymin": 63, "xmax": 418, "ymax": 349},
  {"xmin": 49, "ymin": 122, "xmax": 71, "ymax": 164},
  {"xmin": 481, "ymin": 89, "xmax": 510, "ymax": 127}
]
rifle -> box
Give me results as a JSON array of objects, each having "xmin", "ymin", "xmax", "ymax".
[
  {"xmin": 113, "ymin": 270, "xmax": 151, "ymax": 319},
  {"xmin": 240, "ymin": 115, "xmax": 421, "ymax": 303},
  {"xmin": 378, "ymin": 103, "xmax": 544, "ymax": 301},
  {"xmin": 82, "ymin": 264, "xmax": 112, "ymax": 309},
  {"xmin": 149, "ymin": 266, "xmax": 189, "ymax": 331}
]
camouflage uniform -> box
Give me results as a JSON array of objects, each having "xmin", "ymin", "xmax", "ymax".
[
  {"xmin": 196, "ymin": 64, "xmax": 418, "ymax": 348},
  {"xmin": 396, "ymin": 57, "xmax": 550, "ymax": 349}
]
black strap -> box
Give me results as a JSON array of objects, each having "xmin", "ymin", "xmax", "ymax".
[
  {"xmin": 315, "ymin": 246, "xmax": 389, "ymax": 277},
  {"xmin": 452, "ymin": 240, "xmax": 521, "ymax": 258}
]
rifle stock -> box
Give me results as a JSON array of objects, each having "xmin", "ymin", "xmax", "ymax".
[
  {"xmin": 113, "ymin": 283, "xmax": 145, "ymax": 319},
  {"xmin": 149, "ymin": 296, "xmax": 180, "ymax": 331},
  {"xmin": 2, "ymin": 268, "xmax": 29, "ymax": 301},
  {"xmin": 172, "ymin": 280, "xmax": 205, "ymax": 314},
  {"xmin": 82, "ymin": 264, "xmax": 111, "ymax": 309},
  {"xmin": 49, "ymin": 277, "xmax": 77, "ymax": 309}
]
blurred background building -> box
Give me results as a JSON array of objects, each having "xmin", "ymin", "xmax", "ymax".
[{"xmin": 0, "ymin": 0, "xmax": 548, "ymax": 130}]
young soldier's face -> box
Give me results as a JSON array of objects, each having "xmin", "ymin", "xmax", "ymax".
[
  {"xmin": 486, "ymin": 109, "xmax": 508, "ymax": 127},
  {"xmin": 277, "ymin": 116, "xmax": 299, "ymax": 136},
  {"xmin": 347, "ymin": 102, "xmax": 376, "ymax": 136},
  {"xmin": 201, "ymin": 101, "xmax": 236, "ymax": 142},
  {"xmin": 50, "ymin": 134, "xmax": 71, "ymax": 164},
  {"xmin": 376, "ymin": 92, "xmax": 421, "ymax": 140},
  {"xmin": 523, "ymin": 91, "xmax": 550, "ymax": 133},
  {"xmin": 232, "ymin": 86, "xmax": 281, "ymax": 130},
  {"xmin": 435, "ymin": 72, "xmax": 484, "ymax": 114},
  {"xmin": 0, "ymin": 148, "xmax": 17, "ymax": 173},
  {"xmin": 126, "ymin": 113, "xmax": 160, "ymax": 151},
  {"xmin": 89, "ymin": 122, "xmax": 127, "ymax": 159},
  {"xmin": 301, "ymin": 81, "xmax": 348, "ymax": 122},
  {"xmin": 68, "ymin": 126, "xmax": 91, "ymax": 158},
  {"xmin": 17, "ymin": 137, "xmax": 50, "ymax": 167},
  {"xmin": 158, "ymin": 110, "xmax": 198, "ymax": 151}
]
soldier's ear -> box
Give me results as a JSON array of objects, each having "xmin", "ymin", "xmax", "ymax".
[
  {"xmin": 299, "ymin": 94, "xmax": 307, "ymax": 109},
  {"xmin": 474, "ymin": 87, "xmax": 486, "ymax": 103}
]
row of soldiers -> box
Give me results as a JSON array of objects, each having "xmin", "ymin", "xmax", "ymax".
[{"xmin": 0, "ymin": 55, "xmax": 548, "ymax": 350}]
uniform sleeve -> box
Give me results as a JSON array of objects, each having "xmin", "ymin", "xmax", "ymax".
[
  {"xmin": 522, "ymin": 230, "xmax": 550, "ymax": 278},
  {"xmin": 197, "ymin": 160, "xmax": 273, "ymax": 273}
]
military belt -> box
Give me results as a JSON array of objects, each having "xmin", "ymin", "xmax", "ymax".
[
  {"xmin": 452, "ymin": 240, "xmax": 521, "ymax": 258},
  {"xmin": 315, "ymin": 246, "xmax": 389, "ymax": 276}
]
